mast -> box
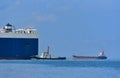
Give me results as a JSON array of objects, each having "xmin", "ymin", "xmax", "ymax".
[{"xmin": 47, "ymin": 46, "xmax": 50, "ymax": 54}]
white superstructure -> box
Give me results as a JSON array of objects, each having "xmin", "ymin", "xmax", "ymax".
[{"xmin": 0, "ymin": 23, "xmax": 38, "ymax": 38}]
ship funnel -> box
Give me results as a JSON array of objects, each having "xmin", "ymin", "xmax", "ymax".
[{"xmin": 99, "ymin": 51, "xmax": 105, "ymax": 56}]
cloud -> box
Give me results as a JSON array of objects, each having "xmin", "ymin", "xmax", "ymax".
[
  {"xmin": 0, "ymin": 0, "xmax": 22, "ymax": 13},
  {"xmin": 37, "ymin": 15, "xmax": 56, "ymax": 22},
  {"xmin": 15, "ymin": 0, "xmax": 21, "ymax": 5},
  {"xmin": 32, "ymin": 12, "xmax": 57, "ymax": 22},
  {"xmin": 55, "ymin": 6, "xmax": 71, "ymax": 12}
]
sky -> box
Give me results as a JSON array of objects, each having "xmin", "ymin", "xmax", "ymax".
[{"xmin": 0, "ymin": 0, "xmax": 120, "ymax": 60}]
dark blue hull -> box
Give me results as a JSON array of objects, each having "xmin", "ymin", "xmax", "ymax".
[
  {"xmin": 73, "ymin": 55, "xmax": 107, "ymax": 60},
  {"xmin": 0, "ymin": 38, "xmax": 38, "ymax": 59},
  {"xmin": 31, "ymin": 56, "xmax": 66, "ymax": 60}
]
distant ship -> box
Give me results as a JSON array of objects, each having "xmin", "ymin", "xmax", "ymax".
[
  {"xmin": 32, "ymin": 46, "xmax": 66, "ymax": 60},
  {"xmin": 0, "ymin": 23, "xmax": 38, "ymax": 59},
  {"xmin": 73, "ymin": 52, "xmax": 107, "ymax": 60}
]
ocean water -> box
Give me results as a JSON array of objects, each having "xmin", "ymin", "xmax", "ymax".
[{"xmin": 0, "ymin": 60, "xmax": 119, "ymax": 78}]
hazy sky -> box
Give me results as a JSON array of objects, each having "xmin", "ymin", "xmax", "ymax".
[{"xmin": 0, "ymin": 0, "xmax": 120, "ymax": 60}]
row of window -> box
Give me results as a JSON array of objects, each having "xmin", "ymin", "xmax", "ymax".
[{"xmin": 15, "ymin": 31, "xmax": 37, "ymax": 34}]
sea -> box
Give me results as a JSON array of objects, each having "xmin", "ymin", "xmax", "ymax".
[{"xmin": 0, "ymin": 60, "xmax": 119, "ymax": 78}]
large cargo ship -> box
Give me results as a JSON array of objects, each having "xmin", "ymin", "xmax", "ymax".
[
  {"xmin": 73, "ymin": 52, "xmax": 107, "ymax": 60},
  {"xmin": 0, "ymin": 23, "xmax": 38, "ymax": 59}
]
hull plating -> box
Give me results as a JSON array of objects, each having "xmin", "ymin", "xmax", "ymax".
[{"xmin": 0, "ymin": 38, "xmax": 38, "ymax": 59}]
